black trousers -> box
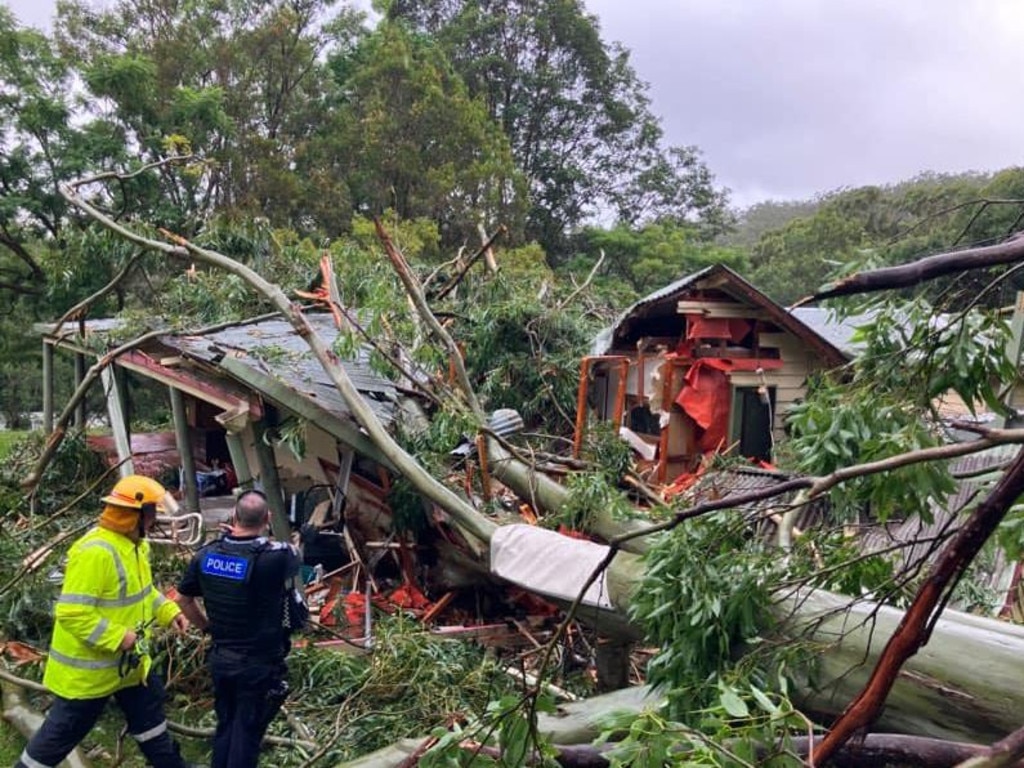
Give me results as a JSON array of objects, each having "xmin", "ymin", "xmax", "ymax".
[
  {"xmin": 209, "ymin": 646, "xmax": 288, "ymax": 768},
  {"xmin": 17, "ymin": 672, "xmax": 186, "ymax": 768}
]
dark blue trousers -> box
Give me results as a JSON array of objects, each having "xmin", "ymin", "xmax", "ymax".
[
  {"xmin": 17, "ymin": 672, "xmax": 186, "ymax": 768},
  {"xmin": 209, "ymin": 646, "xmax": 288, "ymax": 768}
]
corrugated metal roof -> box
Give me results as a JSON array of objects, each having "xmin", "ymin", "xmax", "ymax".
[
  {"xmin": 858, "ymin": 444, "xmax": 1019, "ymax": 609},
  {"xmin": 40, "ymin": 312, "xmax": 399, "ymax": 429},
  {"xmin": 789, "ymin": 307, "xmax": 876, "ymax": 357},
  {"xmin": 163, "ymin": 313, "xmax": 398, "ymax": 426},
  {"xmin": 677, "ymin": 465, "xmax": 829, "ymax": 536},
  {"xmin": 591, "ymin": 267, "xmax": 715, "ymax": 355}
]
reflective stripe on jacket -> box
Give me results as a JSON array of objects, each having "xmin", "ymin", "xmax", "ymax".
[{"xmin": 43, "ymin": 526, "xmax": 181, "ymax": 699}]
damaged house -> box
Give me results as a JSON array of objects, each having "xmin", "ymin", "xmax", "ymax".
[
  {"xmin": 32, "ymin": 262, "xmax": 1024, "ymax": 747},
  {"xmin": 37, "ymin": 312, "xmax": 421, "ymax": 603},
  {"xmin": 576, "ymin": 264, "xmax": 848, "ymax": 484}
]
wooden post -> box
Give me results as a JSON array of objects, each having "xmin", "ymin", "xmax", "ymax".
[
  {"xmin": 224, "ymin": 431, "xmax": 253, "ymax": 490},
  {"xmin": 612, "ymin": 359, "xmax": 629, "ymax": 427},
  {"xmin": 572, "ymin": 358, "xmax": 592, "ymax": 458},
  {"xmin": 169, "ymin": 387, "xmax": 201, "ymax": 515},
  {"xmin": 100, "ymin": 366, "xmax": 134, "ymax": 477},
  {"xmin": 73, "ymin": 354, "xmax": 87, "ymax": 429},
  {"xmin": 42, "ymin": 340, "xmax": 54, "ymax": 434},
  {"xmin": 657, "ymin": 363, "xmax": 675, "ymax": 485},
  {"xmin": 252, "ymin": 420, "xmax": 291, "ymax": 540},
  {"xmin": 995, "ymin": 291, "xmax": 1024, "ymax": 428}
]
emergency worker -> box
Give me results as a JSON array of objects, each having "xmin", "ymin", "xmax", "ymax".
[
  {"xmin": 176, "ymin": 489, "xmax": 302, "ymax": 768},
  {"xmin": 17, "ymin": 474, "xmax": 193, "ymax": 768}
]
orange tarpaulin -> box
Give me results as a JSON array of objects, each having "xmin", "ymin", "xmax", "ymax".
[
  {"xmin": 676, "ymin": 361, "xmax": 731, "ymax": 452},
  {"xmin": 686, "ymin": 316, "xmax": 751, "ymax": 343}
]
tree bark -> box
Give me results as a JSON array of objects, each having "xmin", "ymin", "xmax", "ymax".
[
  {"xmin": 795, "ymin": 231, "xmax": 1024, "ymax": 305},
  {"xmin": 811, "ymin": 448, "xmax": 1024, "ymax": 764}
]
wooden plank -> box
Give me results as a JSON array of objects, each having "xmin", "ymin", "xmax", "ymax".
[
  {"xmin": 100, "ymin": 366, "xmax": 134, "ymax": 477},
  {"xmin": 757, "ymin": 332, "xmax": 790, "ymax": 348},
  {"xmin": 677, "ymin": 301, "xmax": 767, "ymax": 320}
]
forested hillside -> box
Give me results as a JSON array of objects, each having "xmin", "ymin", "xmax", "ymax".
[{"xmin": 738, "ymin": 170, "xmax": 1024, "ymax": 306}]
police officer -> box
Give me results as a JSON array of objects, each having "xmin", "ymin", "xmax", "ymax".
[
  {"xmin": 17, "ymin": 474, "xmax": 193, "ymax": 768},
  {"xmin": 176, "ymin": 489, "xmax": 302, "ymax": 768}
]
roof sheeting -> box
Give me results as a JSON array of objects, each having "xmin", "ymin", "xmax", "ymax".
[
  {"xmin": 40, "ymin": 312, "xmax": 399, "ymax": 431},
  {"xmin": 789, "ymin": 307, "xmax": 877, "ymax": 357},
  {"xmin": 592, "ymin": 264, "xmax": 847, "ymax": 366},
  {"xmin": 163, "ymin": 313, "xmax": 398, "ymax": 427}
]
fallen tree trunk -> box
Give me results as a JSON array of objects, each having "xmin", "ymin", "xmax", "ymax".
[
  {"xmin": 782, "ymin": 589, "xmax": 1024, "ymax": 744},
  {"xmin": 490, "ymin": 524, "xmax": 1024, "ymax": 743},
  {"xmin": 503, "ymin": 735, "xmax": 1021, "ymax": 768},
  {"xmin": 1, "ymin": 678, "xmax": 92, "ymax": 768},
  {"xmin": 331, "ymin": 686, "xmax": 1020, "ymax": 768}
]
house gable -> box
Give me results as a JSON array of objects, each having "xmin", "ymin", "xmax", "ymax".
[{"xmin": 581, "ymin": 265, "xmax": 848, "ymax": 483}]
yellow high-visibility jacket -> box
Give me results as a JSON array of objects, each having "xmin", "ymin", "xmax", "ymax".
[{"xmin": 43, "ymin": 526, "xmax": 181, "ymax": 699}]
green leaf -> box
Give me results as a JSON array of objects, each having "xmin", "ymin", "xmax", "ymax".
[{"xmin": 718, "ymin": 687, "xmax": 749, "ymax": 718}]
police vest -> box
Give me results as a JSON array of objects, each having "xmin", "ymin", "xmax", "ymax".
[{"xmin": 197, "ymin": 537, "xmax": 286, "ymax": 654}]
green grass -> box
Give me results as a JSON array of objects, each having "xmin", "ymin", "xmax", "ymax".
[
  {"xmin": 0, "ymin": 720, "xmax": 21, "ymax": 763},
  {"xmin": 0, "ymin": 711, "xmax": 212, "ymax": 766},
  {"xmin": 0, "ymin": 431, "xmax": 30, "ymax": 460}
]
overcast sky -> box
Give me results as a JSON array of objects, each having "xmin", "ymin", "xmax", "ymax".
[{"xmin": 6, "ymin": 0, "xmax": 1024, "ymax": 209}]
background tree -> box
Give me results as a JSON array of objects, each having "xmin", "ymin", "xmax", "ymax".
[
  {"xmin": 572, "ymin": 220, "xmax": 747, "ymax": 296},
  {"xmin": 54, "ymin": 0, "xmax": 357, "ymax": 235},
  {"xmin": 385, "ymin": 0, "xmax": 730, "ymax": 261},
  {"xmin": 328, "ymin": 20, "xmax": 527, "ymax": 248}
]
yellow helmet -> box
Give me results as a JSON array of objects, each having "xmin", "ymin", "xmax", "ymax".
[{"xmin": 101, "ymin": 475, "xmax": 169, "ymax": 513}]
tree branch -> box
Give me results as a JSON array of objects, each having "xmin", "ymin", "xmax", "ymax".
[
  {"xmin": 374, "ymin": 217, "xmax": 484, "ymax": 417},
  {"xmin": 792, "ymin": 231, "xmax": 1024, "ymax": 306},
  {"xmin": 59, "ymin": 182, "xmax": 498, "ymax": 549},
  {"xmin": 811, "ymin": 447, "xmax": 1024, "ymax": 764},
  {"xmin": 433, "ymin": 224, "xmax": 507, "ymax": 302}
]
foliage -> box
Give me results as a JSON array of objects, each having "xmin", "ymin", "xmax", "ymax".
[
  {"xmin": 56, "ymin": 0, "xmax": 356, "ymax": 235},
  {"xmin": 630, "ymin": 512, "xmax": 777, "ymax": 719},
  {"xmin": 386, "ymin": 0, "xmax": 730, "ymax": 259},
  {"xmin": 552, "ymin": 422, "xmax": 636, "ymax": 530},
  {"xmin": 0, "ymin": 7, "xmax": 98, "ymax": 298},
  {"xmin": 0, "ymin": 432, "xmax": 109, "ymax": 645},
  {"xmin": 330, "ymin": 21, "xmax": 526, "ymax": 246},
  {"xmin": 782, "ymin": 297, "xmax": 1013, "ymax": 523},
  {"xmin": 596, "ymin": 678, "xmax": 809, "ymax": 768},
  {"xmin": 0, "ymin": 431, "xmax": 30, "ymax": 459},
  {"xmin": 285, "ymin": 615, "xmax": 519, "ymax": 762},
  {"xmin": 848, "ymin": 295, "xmax": 1014, "ymax": 415},
  {"xmin": 742, "ymin": 171, "xmax": 1024, "ymax": 306},
  {"xmin": 574, "ymin": 220, "xmax": 748, "ymax": 295},
  {"xmin": 421, "ymin": 691, "xmax": 559, "ymax": 768},
  {"xmin": 996, "ymin": 499, "xmax": 1024, "ymax": 563},
  {"xmin": 782, "ymin": 378, "xmax": 954, "ymax": 524},
  {"xmin": 388, "ymin": 475, "xmax": 430, "ymax": 535},
  {"xmin": 784, "ymin": 528, "xmax": 906, "ymax": 606},
  {"xmin": 350, "ymin": 212, "xmax": 444, "ymax": 264},
  {"xmin": 457, "ymin": 274, "xmax": 597, "ymax": 433}
]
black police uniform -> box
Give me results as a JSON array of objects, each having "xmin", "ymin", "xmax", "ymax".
[{"xmin": 178, "ymin": 535, "xmax": 301, "ymax": 768}]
